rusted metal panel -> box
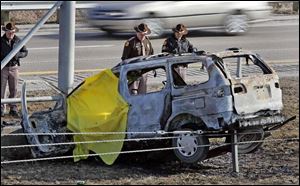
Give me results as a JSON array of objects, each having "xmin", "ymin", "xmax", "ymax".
[
  {"xmin": 118, "ymin": 60, "xmax": 170, "ymax": 138},
  {"xmin": 238, "ymin": 115, "xmax": 286, "ymax": 128},
  {"xmin": 230, "ymin": 74, "xmax": 283, "ymax": 114},
  {"xmin": 21, "ymin": 109, "xmax": 73, "ymax": 157},
  {"xmin": 125, "ymin": 92, "xmax": 167, "ymax": 138}
]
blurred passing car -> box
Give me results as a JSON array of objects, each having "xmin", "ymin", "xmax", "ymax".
[{"xmin": 87, "ymin": 1, "xmax": 271, "ymax": 37}]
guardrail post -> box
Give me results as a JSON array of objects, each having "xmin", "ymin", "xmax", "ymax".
[
  {"xmin": 58, "ymin": 1, "xmax": 75, "ymax": 94},
  {"xmin": 236, "ymin": 57, "xmax": 242, "ymax": 78},
  {"xmin": 231, "ymin": 130, "xmax": 239, "ymax": 173}
]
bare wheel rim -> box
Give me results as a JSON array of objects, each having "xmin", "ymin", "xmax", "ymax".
[
  {"xmin": 177, "ymin": 133, "xmax": 199, "ymax": 157},
  {"xmin": 225, "ymin": 14, "xmax": 248, "ymax": 33}
]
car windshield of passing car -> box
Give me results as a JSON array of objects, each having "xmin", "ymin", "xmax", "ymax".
[{"xmin": 87, "ymin": 1, "xmax": 271, "ymax": 37}]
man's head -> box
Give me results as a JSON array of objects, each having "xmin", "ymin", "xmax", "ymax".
[
  {"xmin": 2, "ymin": 22, "xmax": 18, "ymax": 40},
  {"xmin": 134, "ymin": 23, "xmax": 151, "ymax": 41},
  {"xmin": 172, "ymin": 24, "xmax": 188, "ymax": 39}
]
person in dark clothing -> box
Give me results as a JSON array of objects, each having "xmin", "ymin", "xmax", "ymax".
[
  {"xmin": 121, "ymin": 23, "xmax": 154, "ymax": 95},
  {"xmin": 162, "ymin": 24, "xmax": 194, "ymax": 81},
  {"xmin": 1, "ymin": 22, "xmax": 28, "ymax": 117}
]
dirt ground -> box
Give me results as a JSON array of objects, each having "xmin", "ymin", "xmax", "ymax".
[{"xmin": 1, "ymin": 76, "xmax": 299, "ymax": 185}]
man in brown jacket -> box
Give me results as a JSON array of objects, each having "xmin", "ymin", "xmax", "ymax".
[
  {"xmin": 1, "ymin": 22, "xmax": 28, "ymax": 117},
  {"xmin": 121, "ymin": 23, "xmax": 154, "ymax": 95}
]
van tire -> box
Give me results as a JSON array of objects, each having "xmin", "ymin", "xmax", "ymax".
[
  {"xmin": 225, "ymin": 127, "xmax": 264, "ymax": 154},
  {"xmin": 172, "ymin": 128, "xmax": 209, "ymax": 164}
]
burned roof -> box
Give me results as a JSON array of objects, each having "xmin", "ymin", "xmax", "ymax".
[
  {"xmin": 112, "ymin": 52, "xmax": 209, "ymax": 71},
  {"xmin": 214, "ymin": 48, "xmax": 257, "ymax": 58}
]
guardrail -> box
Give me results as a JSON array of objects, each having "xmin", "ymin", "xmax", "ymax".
[{"xmin": 1, "ymin": 1, "xmax": 98, "ymax": 10}]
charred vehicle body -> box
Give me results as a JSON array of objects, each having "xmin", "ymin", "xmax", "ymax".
[{"xmin": 20, "ymin": 49, "xmax": 295, "ymax": 163}]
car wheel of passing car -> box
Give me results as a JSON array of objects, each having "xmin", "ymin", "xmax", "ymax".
[
  {"xmin": 172, "ymin": 128, "xmax": 209, "ymax": 164},
  {"xmin": 224, "ymin": 14, "xmax": 249, "ymax": 35},
  {"xmin": 225, "ymin": 127, "xmax": 264, "ymax": 154}
]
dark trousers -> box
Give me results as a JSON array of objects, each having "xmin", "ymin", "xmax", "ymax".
[
  {"xmin": 174, "ymin": 66, "xmax": 187, "ymax": 81},
  {"xmin": 129, "ymin": 73, "xmax": 148, "ymax": 95},
  {"xmin": 1, "ymin": 66, "xmax": 19, "ymax": 112}
]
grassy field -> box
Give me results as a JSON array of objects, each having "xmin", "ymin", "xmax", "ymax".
[{"xmin": 1, "ymin": 76, "xmax": 299, "ymax": 185}]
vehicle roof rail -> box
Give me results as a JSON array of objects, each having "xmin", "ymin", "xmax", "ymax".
[
  {"xmin": 226, "ymin": 47, "xmax": 242, "ymax": 53},
  {"xmin": 144, "ymin": 52, "xmax": 172, "ymax": 60},
  {"xmin": 193, "ymin": 50, "xmax": 207, "ymax": 56},
  {"xmin": 117, "ymin": 53, "xmax": 172, "ymax": 66}
]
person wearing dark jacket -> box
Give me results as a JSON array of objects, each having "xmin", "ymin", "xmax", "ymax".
[
  {"xmin": 121, "ymin": 23, "xmax": 154, "ymax": 95},
  {"xmin": 1, "ymin": 22, "xmax": 28, "ymax": 117},
  {"xmin": 162, "ymin": 24, "xmax": 194, "ymax": 81}
]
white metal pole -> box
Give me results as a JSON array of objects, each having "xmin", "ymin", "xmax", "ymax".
[
  {"xmin": 58, "ymin": 1, "xmax": 75, "ymax": 94},
  {"xmin": 236, "ymin": 57, "xmax": 242, "ymax": 78},
  {"xmin": 232, "ymin": 130, "xmax": 240, "ymax": 173}
]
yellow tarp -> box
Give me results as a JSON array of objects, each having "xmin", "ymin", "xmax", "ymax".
[{"xmin": 67, "ymin": 69, "xmax": 129, "ymax": 165}]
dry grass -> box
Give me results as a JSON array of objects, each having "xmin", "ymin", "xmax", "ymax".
[{"xmin": 1, "ymin": 76, "xmax": 299, "ymax": 185}]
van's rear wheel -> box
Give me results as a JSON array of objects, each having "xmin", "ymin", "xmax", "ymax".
[
  {"xmin": 172, "ymin": 129, "xmax": 209, "ymax": 163},
  {"xmin": 226, "ymin": 127, "xmax": 264, "ymax": 154}
]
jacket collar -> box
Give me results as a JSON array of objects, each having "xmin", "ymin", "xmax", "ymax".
[
  {"xmin": 2, "ymin": 34, "xmax": 16, "ymax": 42},
  {"xmin": 172, "ymin": 33, "xmax": 186, "ymax": 41}
]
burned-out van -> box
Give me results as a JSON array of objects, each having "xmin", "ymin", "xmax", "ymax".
[{"xmin": 21, "ymin": 49, "xmax": 295, "ymax": 164}]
